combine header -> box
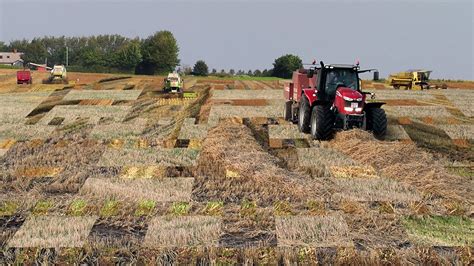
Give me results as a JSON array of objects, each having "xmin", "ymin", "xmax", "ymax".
[{"xmin": 284, "ymin": 61, "xmax": 387, "ymax": 140}]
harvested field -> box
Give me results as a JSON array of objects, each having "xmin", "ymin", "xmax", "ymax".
[
  {"xmin": 329, "ymin": 130, "xmax": 472, "ymax": 206},
  {"xmin": 7, "ymin": 216, "xmax": 97, "ymax": 248},
  {"xmin": 211, "ymin": 89, "xmax": 281, "ymax": 100},
  {"xmin": 80, "ymin": 177, "xmax": 194, "ymax": 202},
  {"xmin": 384, "ymin": 106, "xmax": 452, "ymax": 118},
  {"xmin": 385, "ymin": 125, "xmax": 411, "ymax": 141},
  {"xmin": 0, "ymin": 75, "xmax": 472, "ymax": 262},
  {"xmin": 38, "ymin": 105, "xmax": 131, "ymax": 125},
  {"xmin": 332, "ymin": 177, "xmax": 420, "ymax": 202},
  {"xmin": 193, "ymin": 121, "xmax": 321, "ymax": 205},
  {"xmin": 144, "ymin": 216, "xmax": 222, "ymax": 247},
  {"xmin": 438, "ymin": 124, "xmax": 474, "ymax": 140},
  {"xmin": 275, "ymin": 215, "xmax": 351, "ymax": 247},
  {"xmin": 63, "ymin": 90, "xmax": 142, "ymax": 101},
  {"xmin": 98, "ymin": 147, "xmax": 199, "ymax": 167}
]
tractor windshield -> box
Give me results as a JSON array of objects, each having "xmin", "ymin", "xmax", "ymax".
[{"xmin": 325, "ymin": 69, "xmax": 359, "ymax": 97}]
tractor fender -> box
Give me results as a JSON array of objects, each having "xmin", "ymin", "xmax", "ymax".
[
  {"xmin": 365, "ymin": 102, "xmax": 386, "ymax": 109},
  {"xmin": 302, "ymin": 89, "xmax": 318, "ymax": 106}
]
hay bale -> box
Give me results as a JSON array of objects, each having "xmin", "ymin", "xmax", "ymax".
[{"xmin": 385, "ymin": 125, "xmax": 411, "ymax": 141}]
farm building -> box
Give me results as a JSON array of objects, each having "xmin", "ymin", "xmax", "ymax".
[{"xmin": 0, "ymin": 51, "xmax": 24, "ymax": 66}]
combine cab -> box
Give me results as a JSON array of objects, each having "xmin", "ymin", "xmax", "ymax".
[
  {"xmin": 284, "ymin": 61, "xmax": 387, "ymax": 140},
  {"xmin": 43, "ymin": 65, "xmax": 68, "ymax": 84}
]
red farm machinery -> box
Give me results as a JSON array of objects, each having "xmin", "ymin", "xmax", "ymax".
[{"xmin": 284, "ymin": 61, "xmax": 387, "ymax": 140}]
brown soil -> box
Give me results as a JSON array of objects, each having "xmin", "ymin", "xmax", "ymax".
[{"xmin": 397, "ymin": 117, "xmax": 412, "ymax": 125}]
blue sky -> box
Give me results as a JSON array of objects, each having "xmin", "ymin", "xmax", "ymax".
[{"xmin": 1, "ymin": 0, "xmax": 472, "ymax": 79}]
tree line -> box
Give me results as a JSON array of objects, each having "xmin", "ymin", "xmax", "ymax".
[
  {"xmin": 190, "ymin": 54, "xmax": 302, "ymax": 79},
  {"xmin": 0, "ymin": 31, "xmax": 179, "ymax": 75},
  {"xmin": 1, "ymin": 33, "xmax": 303, "ymax": 78}
]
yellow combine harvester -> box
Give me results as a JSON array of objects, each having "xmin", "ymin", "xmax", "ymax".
[
  {"xmin": 388, "ymin": 70, "xmax": 432, "ymax": 90},
  {"xmin": 43, "ymin": 65, "xmax": 69, "ymax": 84}
]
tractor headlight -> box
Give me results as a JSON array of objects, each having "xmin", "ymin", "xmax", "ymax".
[{"xmin": 343, "ymin": 96, "xmax": 363, "ymax": 102}]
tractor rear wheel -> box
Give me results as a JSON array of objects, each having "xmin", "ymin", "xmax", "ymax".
[
  {"xmin": 284, "ymin": 101, "xmax": 292, "ymax": 121},
  {"xmin": 366, "ymin": 108, "xmax": 387, "ymax": 139},
  {"xmin": 298, "ymin": 96, "xmax": 311, "ymax": 133},
  {"xmin": 310, "ymin": 105, "xmax": 334, "ymax": 140}
]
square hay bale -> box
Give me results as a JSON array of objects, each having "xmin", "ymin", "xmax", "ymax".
[
  {"xmin": 297, "ymin": 147, "xmax": 357, "ymax": 176},
  {"xmin": 98, "ymin": 147, "xmax": 200, "ymax": 167},
  {"xmin": 211, "ymin": 90, "xmax": 282, "ymax": 100},
  {"xmin": 90, "ymin": 118, "xmax": 147, "ymax": 139},
  {"xmin": 144, "ymin": 216, "xmax": 222, "ymax": 247},
  {"xmin": 331, "ymin": 178, "xmax": 421, "ymax": 202},
  {"xmin": 438, "ymin": 125, "xmax": 473, "ymax": 140},
  {"xmin": 63, "ymin": 89, "xmax": 142, "ymax": 101},
  {"xmin": 383, "ymin": 106, "xmax": 452, "ymax": 119},
  {"xmin": 385, "ymin": 125, "xmax": 411, "ymax": 141},
  {"xmin": 7, "ymin": 216, "xmax": 97, "ymax": 248},
  {"xmin": 268, "ymin": 124, "xmax": 307, "ymax": 140},
  {"xmin": 329, "ymin": 166, "xmax": 378, "ymax": 179},
  {"xmin": 38, "ymin": 105, "xmax": 131, "ymax": 125},
  {"xmin": 80, "ymin": 177, "xmax": 194, "ymax": 202},
  {"xmin": 178, "ymin": 118, "xmax": 209, "ymax": 140},
  {"xmin": 275, "ymin": 215, "xmax": 351, "ymax": 247}
]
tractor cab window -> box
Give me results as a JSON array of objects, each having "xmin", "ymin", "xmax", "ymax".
[
  {"xmin": 169, "ymin": 77, "xmax": 178, "ymax": 81},
  {"xmin": 324, "ymin": 69, "xmax": 359, "ymax": 97}
]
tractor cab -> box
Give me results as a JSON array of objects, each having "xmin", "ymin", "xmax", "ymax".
[{"xmin": 309, "ymin": 64, "xmax": 361, "ymax": 102}]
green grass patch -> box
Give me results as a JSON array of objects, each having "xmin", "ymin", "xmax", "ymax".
[
  {"xmin": 204, "ymin": 201, "xmax": 224, "ymax": 215},
  {"xmin": 403, "ymin": 215, "xmax": 474, "ymax": 246},
  {"xmin": 68, "ymin": 199, "xmax": 87, "ymax": 216},
  {"xmin": 100, "ymin": 200, "xmax": 120, "ymax": 217},
  {"xmin": 0, "ymin": 201, "xmax": 18, "ymax": 216},
  {"xmin": 169, "ymin": 202, "xmax": 190, "ymax": 216},
  {"xmin": 273, "ymin": 201, "xmax": 294, "ymax": 216},
  {"xmin": 135, "ymin": 200, "xmax": 156, "ymax": 216},
  {"xmin": 32, "ymin": 200, "xmax": 53, "ymax": 215}
]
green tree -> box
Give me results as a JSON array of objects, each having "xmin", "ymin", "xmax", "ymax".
[
  {"xmin": 212, "ymin": 68, "xmax": 217, "ymax": 74},
  {"xmin": 141, "ymin": 31, "xmax": 180, "ymax": 74},
  {"xmin": 113, "ymin": 40, "xmax": 142, "ymax": 71},
  {"xmin": 193, "ymin": 60, "xmax": 209, "ymax": 76},
  {"xmin": 272, "ymin": 54, "xmax": 302, "ymax": 78},
  {"xmin": 229, "ymin": 69, "xmax": 235, "ymax": 75},
  {"xmin": 247, "ymin": 70, "xmax": 253, "ymax": 76},
  {"xmin": 21, "ymin": 39, "xmax": 48, "ymax": 64},
  {"xmin": 0, "ymin": 41, "xmax": 8, "ymax": 51},
  {"xmin": 253, "ymin": 69, "xmax": 262, "ymax": 76}
]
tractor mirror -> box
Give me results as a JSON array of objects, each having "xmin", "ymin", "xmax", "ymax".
[{"xmin": 307, "ymin": 69, "xmax": 314, "ymax": 78}]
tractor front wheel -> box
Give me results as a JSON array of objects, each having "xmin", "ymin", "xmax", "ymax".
[
  {"xmin": 298, "ymin": 96, "xmax": 311, "ymax": 133},
  {"xmin": 366, "ymin": 108, "xmax": 387, "ymax": 139},
  {"xmin": 310, "ymin": 105, "xmax": 334, "ymax": 140}
]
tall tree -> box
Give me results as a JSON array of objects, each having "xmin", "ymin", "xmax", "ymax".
[
  {"xmin": 113, "ymin": 40, "xmax": 142, "ymax": 71},
  {"xmin": 272, "ymin": 54, "xmax": 302, "ymax": 78},
  {"xmin": 141, "ymin": 31, "xmax": 179, "ymax": 74},
  {"xmin": 193, "ymin": 60, "xmax": 209, "ymax": 76}
]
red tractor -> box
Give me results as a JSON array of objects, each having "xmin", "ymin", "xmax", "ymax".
[{"xmin": 284, "ymin": 61, "xmax": 387, "ymax": 140}]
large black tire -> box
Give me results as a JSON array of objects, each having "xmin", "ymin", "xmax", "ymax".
[
  {"xmin": 310, "ymin": 105, "xmax": 335, "ymax": 140},
  {"xmin": 298, "ymin": 96, "xmax": 311, "ymax": 133},
  {"xmin": 284, "ymin": 101, "xmax": 292, "ymax": 121},
  {"xmin": 366, "ymin": 108, "xmax": 387, "ymax": 139}
]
